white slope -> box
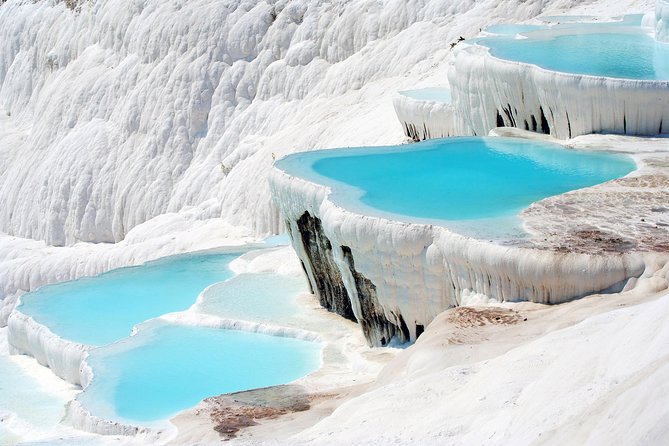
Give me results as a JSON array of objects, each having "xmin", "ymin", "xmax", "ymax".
[{"xmin": 290, "ymin": 290, "xmax": 669, "ymax": 445}]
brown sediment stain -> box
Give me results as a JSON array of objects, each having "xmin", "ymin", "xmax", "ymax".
[
  {"xmin": 522, "ymin": 171, "xmax": 669, "ymax": 255},
  {"xmin": 556, "ymin": 229, "xmax": 637, "ymax": 254},
  {"xmin": 447, "ymin": 307, "xmax": 522, "ymax": 328},
  {"xmin": 198, "ymin": 385, "xmax": 335, "ymax": 441},
  {"xmin": 444, "ymin": 307, "xmax": 524, "ymax": 345}
]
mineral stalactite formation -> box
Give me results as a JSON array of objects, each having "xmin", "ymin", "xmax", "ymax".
[
  {"xmin": 449, "ymin": 36, "xmax": 669, "ymax": 139},
  {"xmin": 295, "ymin": 212, "xmax": 356, "ymax": 322}
]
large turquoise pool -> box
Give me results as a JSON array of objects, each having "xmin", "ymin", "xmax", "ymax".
[
  {"xmin": 17, "ymin": 251, "xmax": 240, "ymax": 346},
  {"xmin": 78, "ymin": 322, "xmax": 322, "ymax": 423},
  {"xmin": 276, "ymin": 137, "xmax": 634, "ymax": 234},
  {"xmin": 477, "ymin": 17, "xmax": 669, "ymax": 80}
]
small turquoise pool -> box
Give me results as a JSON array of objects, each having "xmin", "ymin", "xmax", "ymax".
[
  {"xmin": 477, "ymin": 18, "xmax": 669, "ymax": 80},
  {"xmin": 78, "ymin": 323, "xmax": 322, "ymax": 423},
  {"xmin": 18, "ymin": 251, "xmax": 240, "ymax": 346},
  {"xmin": 276, "ymin": 137, "xmax": 634, "ymax": 234},
  {"xmin": 399, "ymin": 87, "xmax": 451, "ymax": 103}
]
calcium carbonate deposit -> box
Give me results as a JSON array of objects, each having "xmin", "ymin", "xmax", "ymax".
[{"xmin": 2, "ymin": 0, "xmax": 669, "ymax": 444}]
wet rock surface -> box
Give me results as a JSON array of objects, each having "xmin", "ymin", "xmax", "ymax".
[
  {"xmin": 295, "ymin": 212, "xmax": 356, "ymax": 322},
  {"xmin": 341, "ymin": 246, "xmax": 400, "ymax": 346}
]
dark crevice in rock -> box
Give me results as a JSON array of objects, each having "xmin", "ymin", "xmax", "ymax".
[
  {"xmin": 566, "ymin": 111, "xmax": 572, "ymax": 139},
  {"xmin": 530, "ymin": 115, "xmax": 538, "ymax": 132},
  {"xmin": 523, "ymin": 120, "xmax": 529, "ymax": 131},
  {"xmin": 502, "ymin": 104, "xmax": 516, "ymax": 127},
  {"xmin": 623, "ymin": 114, "xmax": 627, "ymax": 134},
  {"xmin": 539, "ymin": 106, "xmax": 550, "ymax": 134},
  {"xmin": 296, "ymin": 212, "xmax": 356, "ymax": 322},
  {"xmin": 341, "ymin": 246, "xmax": 399, "ymax": 346},
  {"xmin": 496, "ymin": 110, "xmax": 504, "ymax": 127},
  {"xmin": 415, "ymin": 324, "xmax": 425, "ymax": 339},
  {"xmin": 660, "ymin": 119, "xmax": 664, "ymax": 134},
  {"xmin": 395, "ymin": 312, "xmax": 410, "ymax": 341}
]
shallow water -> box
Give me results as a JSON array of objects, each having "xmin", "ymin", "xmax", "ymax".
[
  {"xmin": 0, "ymin": 354, "xmax": 69, "ymax": 443},
  {"xmin": 276, "ymin": 137, "xmax": 634, "ymax": 235},
  {"xmin": 478, "ymin": 26, "xmax": 669, "ymax": 80},
  {"xmin": 399, "ymin": 87, "xmax": 451, "ymax": 103},
  {"xmin": 18, "ymin": 251, "xmax": 240, "ymax": 346},
  {"xmin": 79, "ymin": 322, "xmax": 322, "ymax": 423},
  {"xmin": 198, "ymin": 273, "xmax": 309, "ymax": 325}
]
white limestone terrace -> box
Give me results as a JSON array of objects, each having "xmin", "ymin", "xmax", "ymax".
[
  {"xmin": 0, "ymin": 0, "xmax": 667, "ymax": 443},
  {"xmin": 269, "ymin": 131, "xmax": 669, "ymax": 347},
  {"xmin": 449, "ymin": 12, "xmax": 669, "ymax": 139},
  {"xmin": 392, "ymin": 87, "xmax": 455, "ymax": 141}
]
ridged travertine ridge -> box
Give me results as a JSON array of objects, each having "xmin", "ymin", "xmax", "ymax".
[
  {"xmin": 7, "ymin": 308, "xmax": 91, "ymax": 385},
  {"xmin": 392, "ymin": 94, "xmax": 455, "ymax": 141}
]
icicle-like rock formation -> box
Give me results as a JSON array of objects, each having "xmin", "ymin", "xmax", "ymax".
[
  {"xmin": 392, "ymin": 92, "xmax": 455, "ymax": 141},
  {"xmin": 657, "ymin": 0, "xmax": 669, "ymax": 41},
  {"xmin": 449, "ymin": 30, "xmax": 669, "ymax": 139},
  {"xmin": 7, "ymin": 308, "xmax": 90, "ymax": 385},
  {"xmin": 270, "ymin": 155, "xmax": 653, "ymax": 347}
]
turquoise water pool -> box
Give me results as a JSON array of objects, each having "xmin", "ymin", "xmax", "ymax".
[
  {"xmin": 276, "ymin": 137, "xmax": 634, "ymax": 232},
  {"xmin": 18, "ymin": 251, "xmax": 240, "ymax": 346},
  {"xmin": 78, "ymin": 323, "xmax": 322, "ymax": 423},
  {"xmin": 477, "ymin": 18, "xmax": 669, "ymax": 80},
  {"xmin": 399, "ymin": 87, "xmax": 451, "ymax": 103}
]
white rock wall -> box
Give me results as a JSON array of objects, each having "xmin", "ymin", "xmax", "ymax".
[
  {"xmin": 7, "ymin": 308, "xmax": 91, "ymax": 385},
  {"xmin": 449, "ymin": 43, "xmax": 669, "ymax": 139},
  {"xmin": 0, "ymin": 0, "xmax": 615, "ymax": 247}
]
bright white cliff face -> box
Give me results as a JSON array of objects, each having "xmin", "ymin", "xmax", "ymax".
[{"xmin": 0, "ymin": 0, "xmax": 609, "ymax": 247}]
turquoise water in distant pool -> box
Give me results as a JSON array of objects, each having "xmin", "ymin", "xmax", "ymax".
[
  {"xmin": 477, "ymin": 16, "xmax": 669, "ymax": 80},
  {"xmin": 479, "ymin": 31, "xmax": 669, "ymax": 80},
  {"xmin": 18, "ymin": 251, "xmax": 240, "ymax": 346},
  {"xmin": 276, "ymin": 137, "xmax": 634, "ymax": 228},
  {"xmin": 79, "ymin": 323, "xmax": 322, "ymax": 422},
  {"xmin": 399, "ymin": 87, "xmax": 451, "ymax": 103}
]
